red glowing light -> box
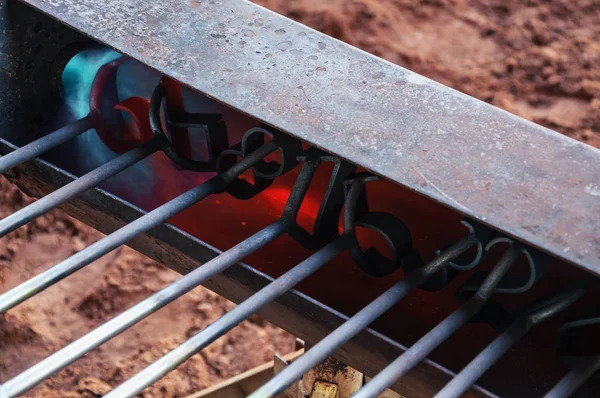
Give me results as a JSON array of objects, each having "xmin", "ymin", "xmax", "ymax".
[{"xmin": 70, "ymin": 53, "xmax": 472, "ymax": 332}]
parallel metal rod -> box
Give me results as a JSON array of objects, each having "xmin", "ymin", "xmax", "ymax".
[
  {"xmin": 0, "ymin": 116, "xmax": 94, "ymax": 174},
  {"xmin": 435, "ymin": 287, "xmax": 586, "ymax": 398},
  {"xmin": 104, "ymin": 235, "xmax": 351, "ymax": 398},
  {"xmin": 0, "ymin": 221, "xmax": 287, "ymax": 398},
  {"xmin": 352, "ymin": 244, "xmax": 522, "ymax": 398},
  {"xmin": 0, "ymin": 141, "xmax": 278, "ymax": 313},
  {"xmin": 0, "ymin": 137, "xmax": 161, "ymax": 238},
  {"xmin": 249, "ymin": 234, "xmax": 478, "ymax": 398},
  {"xmin": 0, "ymin": 152, "xmax": 318, "ymax": 397},
  {"xmin": 543, "ymin": 355, "xmax": 600, "ymax": 398}
]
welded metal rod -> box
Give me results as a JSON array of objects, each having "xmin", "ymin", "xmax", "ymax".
[
  {"xmin": 0, "ymin": 221, "xmax": 287, "ymax": 398},
  {"xmin": 0, "ymin": 154, "xmax": 319, "ymax": 397},
  {"xmin": 0, "ymin": 116, "xmax": 93, "ymax": 174},
  {"xmin": 543, "ymin": 355, "xmax": 600, "ymax": 398},
  {"xmin": 435, "ymin": 286, "xmax": 586, "ymax": 398},
  {"xmin": 104, "ymin": 236, "xmax": 351, "ymax": 398},
  {"xmin": 249, "ymin": 233, "xmax": 478, "ymax": 398},
  {"xmin": 352, "ymin": 243, "xmax": 522, "ymax": 398},
  {"xmin": 0, "ymin": 141, "xmax": 278, "ymax": 313},
  {"xmin": 0, "ymin": 137, "xmax": 161, "ymax": 238}
]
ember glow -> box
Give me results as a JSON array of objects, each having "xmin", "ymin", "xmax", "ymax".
[
  {"xmin": 56, "ymin": 46, "xmax": 474, "ymax": 320},
  {"xmin": 58, "ymin": 47, "xmax": 308, "ymax": 230}
]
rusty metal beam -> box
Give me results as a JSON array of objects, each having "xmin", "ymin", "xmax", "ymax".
[{"xmin": 16, "ymin": 0, "xmax": 600, "ymax": 272}]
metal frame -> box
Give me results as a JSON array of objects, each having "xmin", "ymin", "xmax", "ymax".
[
  {"xmin": 2, "ymin": 1, "xmax": 600, "ymax": 397},
  {"xmin": 434, "ymin": 285, "xmax": 587, "ymax": 398},
  {"xmin": 3, "ymin": 132, "xmax": 598, "ymax": 396},
  {"xmin": 16, "ymin": 0, "xmax": 600, "ymax": 271},
  {"xmin": 251, "ymin": 240, "xmax": 520, "ymax": 397},
  {"xmin": 2, "ymin": 135, "xmax": 595, "ymax": 396},
  {"xmin": 0, "ymin": 137, "xmax": 495, "ymax": 398}
]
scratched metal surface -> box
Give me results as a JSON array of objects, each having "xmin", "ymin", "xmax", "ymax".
[{"xmin": 18, "ymin": 0, "xmax": 600, "ymax": 270}]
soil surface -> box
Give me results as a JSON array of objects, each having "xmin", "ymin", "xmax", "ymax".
[
  {"xmin": 0, "ymin": 180, "xmax": 295, "ymax": 397},
  {"xmin": 1, "ymin": 0, "xmax": 599, "ymax": 397},
  {"xmin": 258, "ymin": 0, "xmax": 600, "ymax": 148}
]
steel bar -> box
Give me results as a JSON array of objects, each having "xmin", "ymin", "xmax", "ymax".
[
  {"xmin": 0, "ymin": 141, "xmax": 278, "ymax": 313},
  {"xmin": 0, "ymin": 137, "xmax": 160, "ymax": 238},
  {"xmin": 20, "ymin": 0, "xmax": 600, "ymax": 270},
  {"xmin": 352, "ymin": 243, "xmax": 522, "ymax": 398},
  {"xmin": 0, "ymin": 116, "xmax": 93, "ymax": 174},
  {"xmin": 104, "ymin": 235, "xmax": 351, "ymax": 398},
  {"xmin": 0, "ymin": 141, "xmax": 498, "ymax": 398},
  {"xmin": 0, "ymin": 221, "xmax": 287, "ymax": 398},
  {"xmin": 543, "ymin": 356, "xmax": 600, "ymax": 398},
  {"xmin": 435, "ymin": 286, "xmax": 586, "ymax": 398},
  {"xmin": 0, "ymin": 155, "xmax": 320, "ymax": 397},
  {"xmin": 249, "ymin": 234, "xmax": 477, "ymax": 398}
]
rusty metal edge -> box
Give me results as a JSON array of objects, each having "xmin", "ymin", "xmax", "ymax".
[
  {"xmin": 0, "ymin": 138, "xmax": 498, "ymax": 398},
  {"xmin": 15, "ymin": 0, "xmax": 600, "ymax": 277}
]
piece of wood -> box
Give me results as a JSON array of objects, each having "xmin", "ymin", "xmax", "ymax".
[
  {"xmin": 185, "ymin": 349, "xmax": 304, "ymax": 398},
  {"xmin": 273, "ymin": 354, "xmax": 298, "ymax": 398},
  {"xmin": 364, "ymin": 376, "xmax": 405, "ymax": 398},
  {"xmin": 302, "ymin": 358, "xmax": 363, "ymax": 398},
  {"xmin": 311, "ymin": 381, "xmax": 339, "ymax": 398}
]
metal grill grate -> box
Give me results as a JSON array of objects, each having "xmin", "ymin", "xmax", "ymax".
[
  {"xmin": 2, "ymin": 1, "xmax": 600, "ymax": 397},
  {"xmin": 0, "ymin": 76, "xmax": 597, "ymax": 397}
]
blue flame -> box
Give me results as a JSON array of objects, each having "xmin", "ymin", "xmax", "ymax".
[
  {"xmin": 62, "ymin": 48, "xmax": 122, "ymax": 119},
  {"xmin": 60, "ymin": 48, "xmax": 123, "ymax": 172},
  {"xmin": 60, "ymin": 47, "xmax": 187, "ymax": 205},
  {"xmin": 57, "ymin": 46, "xmax": 260, "ymax": 211}
]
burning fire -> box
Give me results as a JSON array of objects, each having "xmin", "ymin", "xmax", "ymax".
[
  {"xmin": 57, "ymin": 46, "xmax": 469, "ymax": 320},
  {"xmin": 59, "ymin": 47, "xmax": 312, "ymax": 230}
]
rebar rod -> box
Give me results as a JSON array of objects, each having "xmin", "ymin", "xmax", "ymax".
[
  {"xmin": 0, "ymin": 137, "xmax": 161, "ymax": 238},
  {"xmin": 249, "ymin": 233, "xmax": 478, "ymax": 398},
  {"xmin": 0, "ymin": 141, "xmax": 278, "ymax": 313},
  {"xmin": 0, "ymin": 150, "xmax": 322, "ymax": 397},
  {"xmin": 0, "ymin": 116, "xmax": 94, "ymax": 174},
  {"xmin": 352, "ymin": 243, "xmax": 522, "ymax": 398},
  {"xmin": 0, "ymin": 221, "xmax": 287, "ymax": 398},
  {"xmin": 543, "ymin": 355, "xmax": 600, "ymax": 398},
  {"xmin": 435, "ymin": 286, "xmax": 586, "ymax": 398},
  {"xmin": 104, "ymin": 235, "xmax": 351, "ymax": 398}
]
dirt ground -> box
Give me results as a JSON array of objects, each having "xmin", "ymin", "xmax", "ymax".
[
  {"xmin": 0, "ymin": 182, "xmax": 295, "ymax": 397},
  {"xmin": 1, "ymin": 0, "xmax": 599, "ymax": 397},
  {"xmin": 259, "ymin": 0, "xmax": 600, "ymax": 148}
]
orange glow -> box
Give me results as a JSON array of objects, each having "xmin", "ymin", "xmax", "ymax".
[{"xmin": 81, "ymin": 57, "xmax": 472, "ymax": 333}]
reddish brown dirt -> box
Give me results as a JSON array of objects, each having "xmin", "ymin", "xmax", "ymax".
[
  {"xmin": 1, "ymin": 0, "xmax": 599, "ymax": 397},
  {"xmin": 0, "ymin": 181, "xmax": 295, "ymax": 397},
  {"xmin": 257, "ymin": 0, "xmax": 600, "ymax": 148}
]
